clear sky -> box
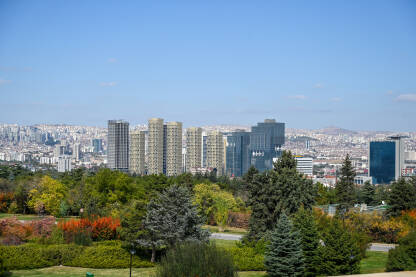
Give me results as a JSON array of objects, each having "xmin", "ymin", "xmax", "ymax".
[{"xmin": 0, "ymin": 0, "xmax": 415, "ymax": 131}]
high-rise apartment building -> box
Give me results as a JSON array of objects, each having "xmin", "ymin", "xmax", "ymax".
[
  {"xmin": 226, "ymin": 130, "xmax": 250, "ymax": 177},
  {"xmin": 72, "ymin": 143, "xmax": 81, "ymax": 161},
  {"xmin": 130, "ymin": 130, "xmax": 146, "ymax": 175},
  {"xmin": 57, "ymin": 156, "xmax": 72, "ymax": 172},
  {"xmin": 369, "ymin": 136, "xmax": 405, "ymax": 184},
  {"xmin": 186, "ymin": 127, "xmax": 202, "ymax": 172},
  {"xmin": 148, "ymin": 118, "xmax": 164, "ymax": 175},
  {"xmin": 107, "ymin": 120, "xmax": 129, "ymax": 172},
  {"xmin": 250, "ymin": 119, "xmax": 285, "ymax": 172},
  {"xmin": 206, "ymin": 130, "xmax": 224, "ymax": 176},
  {"xmin": 165, "ymin": 122, "xmax": 183, "ymax": 176}
]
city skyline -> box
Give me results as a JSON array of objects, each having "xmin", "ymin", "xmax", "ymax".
[{"xmin": 1, "ymin": 1, "xmax": 415, "ymax": 131}]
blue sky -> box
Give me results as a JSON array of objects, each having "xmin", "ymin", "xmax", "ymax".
[{"xmin": 0, "ymin": 0, "xmax": 415, "ymax": 131}]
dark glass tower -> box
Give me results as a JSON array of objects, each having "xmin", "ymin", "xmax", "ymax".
[
  {"xmin": 369, "ymin": 140, "xmax": 400, "ymax": 184},
  {"xmin": 249, "ymin": 119, "xmax": 285, "ymax": 172},
  {"xmin": 226, "ymin": 130, "xmax": 250, "ymax": 177},
  {"xmin": 107, "ymin": 120, "xmax": 129, "ymax": 172}
]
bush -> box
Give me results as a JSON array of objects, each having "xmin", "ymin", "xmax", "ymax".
[
  {"xmin": 156, "ymin": 242, "xmax": 237, "ymax": 277},
  {"xmin": 386, "ymin": 231, "xmax": 416, "ymax": 272},
  {"xmin": 68, "ymin": 242, "xmax": 153, "ymax": 268},
  {"xmin": 91, "ymin": 217, "xmax": 120, "ymax": 241},
  {"xmin": 227, "ymin": 245, "xmax": 265, "ymax": 271},
  {"xmin": 0, "ymin": 241, "xmax": 153, "ymax": 270}
]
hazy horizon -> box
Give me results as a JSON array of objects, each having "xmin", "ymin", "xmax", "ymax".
[{"xmin": 1, "ymin": 1, "xmax": 415, "ymax": 131}]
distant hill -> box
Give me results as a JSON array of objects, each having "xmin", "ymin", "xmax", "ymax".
[{"xmin": 318, "ymin": 126, "xmax": 358, "ymax": 135}]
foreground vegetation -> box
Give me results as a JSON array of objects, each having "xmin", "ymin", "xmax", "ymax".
[{"xmin": 10, "ymin": 251, "xmax": 388, "ymax": 277}]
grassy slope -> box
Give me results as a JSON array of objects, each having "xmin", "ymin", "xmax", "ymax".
[{"xmin": 360, "ymin": 251, "xmax": 388, "ymax": 274}]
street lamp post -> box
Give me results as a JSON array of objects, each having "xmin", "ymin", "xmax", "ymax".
[{"xmin": 129, "ymin": 243, "xmax": 136, "ymax": 277}]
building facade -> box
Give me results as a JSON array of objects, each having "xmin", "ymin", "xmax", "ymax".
[
  {"xmin": 148, "ymin": 118, "xmax": 164, "ymax": 175},
  {"xmin": 57, "ymin": 156, "xmax": 72, "ymax": 172},
  {"xmin": 130, "ymin": 130, "xmax": 146, "ymax": 175},
  {"xmin": 206, "ymin": 130, "xmax": 224, "ymax": 176},
  {"xmin": 249, "ymin": 119, "xmax": 285, "ymax": 172},
  {"xmin": 186, "ymin": 127, "xmax": 202, "ymax": 172},
  {"xmin": 295, "ymin": 156, "xmax": 313, "ymax": 176},
  {"xmin": 165, "ymin": 122, "xmax": 183, "ymax": 176},
  {"xmin": 107, "ymin": 120, "xmax": 129, "ymax": 172},
  {"xmin": 226, "ymin": 130, "xmax": 250, "ymax": 177},
  {"xmin": 369, "ymin": 136, "xmax": 405, "ymax": 184}
]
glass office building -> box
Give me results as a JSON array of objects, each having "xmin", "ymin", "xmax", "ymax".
[
  {"xmin": 249, "ymin": 119, "xmax": 285, "ymax": 172},
  {"xmin": 369, "ymin": 141, "xmax": 396, "ymax": 184},
  {"xmin": 226, "ymin": 130, "xmax": 250, "ymax": 177}
]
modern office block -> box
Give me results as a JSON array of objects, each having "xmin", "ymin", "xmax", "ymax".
[
  {"xmin": 369, "ymin": 136, "xmax": 405, "ymax": 184},
  {"xmin": 295, "ymin": 156, "xmax": 313, "ymax": 176},
  {"xmin": 92, "ymin": 139, "xmax": 103, "ymax": 153},
  {"xmin": 186, "ymin": 127, "xmax": 202, "ymax": 172},
  {"xmin": 165, "ymin": 122, "xmax": 183, "ymax": 176},
  {"xmin": 206, "ymin": 130, "xmax": 224, "ymax": 176},
  {"xmin": 249, "ymin": 119, "xmax": 285, "ymax": 172},
  {"xmin": 226, "ymin": 130, "xmax": 250, "ymax": 177},
  {"xmin": 148, "ymin": 118, "xmax": 164, "ymax": 175},
  {"xmin": 130, "ymin": 130, "xmax": 146, "ymax": 175},
  {"xmin": 107, "ymin": 120, "xmax": 129, "ymax": 172}
]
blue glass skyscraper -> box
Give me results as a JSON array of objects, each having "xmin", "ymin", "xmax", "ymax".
[
  {"xmin": 226, "ymin": 130, "xmax": 250, "ymax": 177},
  {"xmin": 369, "ymin": 136, "xmax": 405, "ymax": 184},
  {"xmin": 249, "ymin": 119, "xmax": 285, "ymax": 172}
]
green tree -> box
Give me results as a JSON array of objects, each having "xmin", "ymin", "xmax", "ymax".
[
  {"xmin": 247, "ymin": 151, "xmax": 317, "ymax": 241},
  {"xmin": 27, "ymin": 175, "xmax": 67, "ymax": 216},
  {"xmin": 335, "ymin": 154, "xmax": 356, "ymax": 218},
  {"xmin": 293, "ymin": 207, "xmax": 321, "ymax": 277},
  {"xmin": 265, "ymin": 213, "xmax": 304, "ymax": 277},
  {"xmin": 315, "ymin": 182, "xmax": 337, "ymax": 205},
  {"xmin": 139, "ymin": 185, "xmax": 210, "ymax": 262},
  {"xmin": 319, "ymin": 219, "xmax": 361, "ymax": 275},
  {"xmin": 360, "ymin": 181, "xmax": 377, "ymax": 205},
  {"xmin": 387, "ymin": 178, "xmax": 416, "ymax": 217},
  {"xmin": 193, "ymin": 183, "xmax": 238, "ymax": 230}
]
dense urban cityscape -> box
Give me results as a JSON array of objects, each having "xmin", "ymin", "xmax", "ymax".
[{"xmin": 1, "ymin": 119, "xmax": 415, "ymax": 186}]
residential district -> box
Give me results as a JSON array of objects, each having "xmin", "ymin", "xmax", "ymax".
[{"xmin": 0, "ymin": 119, "xmax": 415, "ymax": 186}]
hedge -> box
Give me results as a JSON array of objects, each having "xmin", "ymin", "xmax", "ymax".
[
  {"xmin": 0, "ymin": 242, "xmax": 153, "ymax": 270},
  {"xmin": 226, "ymin": 246, "xmax": 264, "ymax": 271}
]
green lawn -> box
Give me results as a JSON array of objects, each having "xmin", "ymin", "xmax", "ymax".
[
  {"xmin": 0, "ymin": 213, "xmax": 41, "ymax": 221},
  {"xmin": 203, "ymin": 225, "xmax": 248, "ymax": 235},
  {"xmin": 11, "ymin": 267, "xmax": 266, "ymax": 277},
  {"xmin": 360, "ymin": 251, "xmax": 389, "ymax": 274},
  {"xmin": 211, "ymin": 238, "xmax": 239, "ymax": 249}
]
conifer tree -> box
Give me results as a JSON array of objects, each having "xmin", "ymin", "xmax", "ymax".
[
  {"xmin": 387, "ymin": 178, "xmax": 416, "ymax": 217},
  {"xmin": 320, "ymin": 219, "xmax": 361, "ymax": 275},
  {"xmin": 247, "ymin": 151, "xmax": 317, "ymax": 241},
  {"xmin": 293, "ymin": 207, "xmax": 321, "ymax": 277},
  {"xmin": 361, "ymin": 181, "xmax": 376, "ymax": 205},
  {"xmin": 335, "ymin": 154, "xmax": 356, "ymax": 218},
  {"xmin": 265, "ymin": 213, "xmax": 304, "ymax": 277}
]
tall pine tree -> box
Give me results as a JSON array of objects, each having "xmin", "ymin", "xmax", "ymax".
[
  {"xmin": 387, "ymin": 178, "xmax": 416, "ymax": 217},
  {"xmin": 335, "ymin": 154, "xmax": 356, "ymax": 218},
  {"xmin": 265, "ymin": 213, "xmax": 304, "ymax": 277},
  {"xmin": 247, "ymin": 151, "xmax": 317, "ymax": 241},
  {"xmin": 293, "ymin": 207, "xmax": 321, "ymax": 277},
  {"xmin": 319, "ymin": 219, "xmax": 361, "ymax": 275}
]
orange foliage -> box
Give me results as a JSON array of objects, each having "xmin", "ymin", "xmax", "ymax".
[
  {"xmin": 0, "ymin": 217, "xmax": 33, "ymax": 245},
  {"xmin": 58, "ymin": 216, "xmax": 119, "ymax": 241},
  {"xmin": 91, "ymin": 217, "xmax": 120, "ymax": 240},
  {"xmin": 0, "ymin": 192, "xmax": 14, "ymax": 212}
]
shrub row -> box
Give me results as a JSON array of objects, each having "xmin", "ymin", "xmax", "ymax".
[
  {"xmin": 0, "ymin": 241, "xmax": 153, "ymax": 270},
  {"xmin": 226, "ymin": 246, "xmax": 264, "ymax": 271}
]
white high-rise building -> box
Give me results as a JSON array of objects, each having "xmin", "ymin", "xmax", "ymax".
[
  {"xmin": 130, "ymin": 130, "xmax": 146, "ymax": 175},
  {"xmin": 206, "ymin": 130, "xmax": 224, "ymax": 176},
  {"xmin": 186, "ymin": 127, "xmax": 202, "ymax": 173},
  {"xmin": 295, "ymin": 156, "xmax": 313, "ymax": 176},
  {"xmin": 57, "ymin": 156, "xmax": 72, "ymax": 172},
  {"xmin": 107, "ymin": 120, "xmax": 129, "ymax": 172},
  {"xmin": 73, "ymin": 143, "xmax": 81, "ymax": 161},
  {"xmin": 165, "ymin": 122, "xmax": 183, "ymax": 176},
  {"xmin": 148, "ymin": 118, "xmax": 164, "ymax": 175}
]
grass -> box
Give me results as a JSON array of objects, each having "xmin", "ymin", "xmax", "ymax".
[
  {"xmin": 0, "ymin": 213, "xmax": 41, "ymax": 221},
  {"xmin": 360, "ymin": 251, "xmax": 389, "ymax": 274},
  {"xmin": 11, "ymin": 267, "xmax": 267, "ymax": 277},
  {"xmin": 211, "ymin": 238, "xmax": 239, "ymax": 249},
  {"xmin": 203, "ymin": 225, "xmax": 248, "ymax": 235}
]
